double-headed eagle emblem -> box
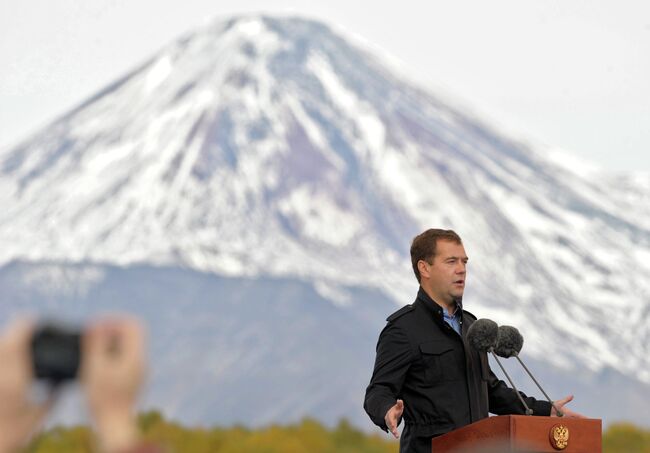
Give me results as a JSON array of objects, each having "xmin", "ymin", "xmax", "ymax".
[{"xmin": 549, "ymin": 424, "xmax": 569, "ymax": 450}]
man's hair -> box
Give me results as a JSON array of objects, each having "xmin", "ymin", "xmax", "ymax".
[{"xmin": 410, "ymin": 229, "xmax": 463, "ymax": 283}]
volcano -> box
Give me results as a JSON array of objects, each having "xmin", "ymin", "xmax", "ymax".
[{"xmin": 1, "ymin": 16, "xmax": 648, "ymax": 427}]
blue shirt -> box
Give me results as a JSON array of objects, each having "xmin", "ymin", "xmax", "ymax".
[{"xmin": 442, "ymin": 305, "xmax": 461, "ymax": 335}]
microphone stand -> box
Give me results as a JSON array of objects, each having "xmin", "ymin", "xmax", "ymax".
[
  {"xmin": 490, "ymin": 350, "xmax": 533, "ymax": 415},
  {"xmin": 513, "ymin": 353, "xmax": 564, "ymax": 417}
]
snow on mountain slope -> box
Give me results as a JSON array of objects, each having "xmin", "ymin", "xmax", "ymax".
[{"xmin": 0, "ymin": 15, "xmax": 649, "ymax": 395}]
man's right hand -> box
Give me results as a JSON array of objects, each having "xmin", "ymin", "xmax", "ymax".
[{"xmin": 384, "ymin": 399, "xmax": 404, "ymax": 438}]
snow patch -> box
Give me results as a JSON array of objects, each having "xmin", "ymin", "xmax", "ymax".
[
  {"xmin": 278, "ymin": 186, "xmax": 362, "ymax": 247},
  {"xmin": 546, "ymin": 147, "xmax": 601, "ymax": 177},
  {"xmin": 20, "ymin": 264, "xmax": 105, "ymax": 298},
  {"xmin": 145, "ymin": 56, "xmax": 173, "ymax": 93},
  {"xmin": 307, "ymin": 52, "xmax": 385, "ymax": 151},
  {"xmin": 236, "ymin": 18, "xmax": 263, "ymax": 36}
]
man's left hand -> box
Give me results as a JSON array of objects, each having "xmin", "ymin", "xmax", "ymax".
[{"xmin": 551, "ymin": 395, "xmax": 587, "ymax": 418}]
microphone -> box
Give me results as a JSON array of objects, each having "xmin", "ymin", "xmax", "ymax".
[
  {"xmin": 495, "ymin": 326, "xmax": 564, "ymax": 417},
  {"xmin": 466, "ymin": 318, "xmax": 498, "ymax": 352},
  {"xmin": 467, "ymin": 319, "xmax": 533, "ymax": 415},
  {"xmin": 494, "ymin": 325, "xmax": 523, "ymax": 357}
]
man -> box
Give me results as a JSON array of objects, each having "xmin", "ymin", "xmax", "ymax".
[{"xmin": 364, "ymin": 229, "xmax": 583, "ymax": 452}]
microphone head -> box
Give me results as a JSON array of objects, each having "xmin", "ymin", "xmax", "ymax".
[
  {"xmin": 466, "ymin": 318, "xmax": 498, "ymax": 352},
  {"xmin": 495, "ymin": 325, "xmax": 524, "ymax": 358}
]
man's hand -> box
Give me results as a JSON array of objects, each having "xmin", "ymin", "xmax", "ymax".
[
  {"xmin": 551, "ymin": 395, "xmax": 587, "ymax": 418},
  {"xmin": 0, "ymin": 320, "xmax": 54, "ymax": 453},
  {"xmin": 81, "ymin": 317, "xmax": 146, "ymax": 453},
  {"xmin": 384, "ymin": 399, "xmax": 404, "ymax": 438}
]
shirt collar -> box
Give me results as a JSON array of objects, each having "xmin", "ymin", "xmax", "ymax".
[{"xmin": 442, "ymin": 305, "xmax": 459, "ymax": 319}]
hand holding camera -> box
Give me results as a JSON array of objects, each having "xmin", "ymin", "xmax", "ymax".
[
  {"xmin": 0, "ymin": 317, "xmax": 146, "ymax": 453},
  {"xmin": 0, "ymin": 320, "xmax": 53, "ymax": 453}
]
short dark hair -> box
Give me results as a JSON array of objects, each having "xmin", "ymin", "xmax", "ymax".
[{"xmin": 410, "ymin": 229, "xmax": 462, "ymax": 283}]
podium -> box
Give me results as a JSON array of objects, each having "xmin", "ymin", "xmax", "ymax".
[{"xmin": 430, "ymin": 415, "xmax": 601, "ymax": 452}]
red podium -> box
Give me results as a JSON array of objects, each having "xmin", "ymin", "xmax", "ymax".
[{"xmin": 430, "ymin": 415, "xmax": 601, "ymax": 452}]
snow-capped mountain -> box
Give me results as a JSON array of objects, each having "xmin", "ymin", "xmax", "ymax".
[{"xmin": 1, "ymin": 16, "xmax": 648, "ymax": 427}]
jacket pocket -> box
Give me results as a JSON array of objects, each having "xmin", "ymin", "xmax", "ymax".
[{"xmin": 419, "ymin": 341, "xmax": 454, "ymax": 384}]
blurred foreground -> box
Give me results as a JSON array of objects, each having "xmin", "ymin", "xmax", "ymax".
[
  {"xmin": 27, "ymin": 412, "xmax": 397, "ymax": 453},
  {"xmin": 24, "ymin": 411, "xmax": 650, "ymax": 453}
]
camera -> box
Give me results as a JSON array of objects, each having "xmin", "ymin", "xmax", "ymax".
[{"xmin": 30, "ymin": 324, "xmax": 81, "ymax": 383}]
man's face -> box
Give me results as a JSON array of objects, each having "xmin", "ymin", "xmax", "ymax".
[{"xmin": 419, "ymin": 240, "xmax": 468, "ymax": 306}]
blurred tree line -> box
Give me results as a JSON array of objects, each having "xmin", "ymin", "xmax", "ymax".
[
  {"xmin": 25, "ymin": 411, "xmax": 397, "ymax": 453},
  {"xmin": 602, "ymin": 423, "xmax": 650, "ymax": 453},
  {"xmin": 24, "ymin": 412, "xmax": 650, "ymax": 452}
]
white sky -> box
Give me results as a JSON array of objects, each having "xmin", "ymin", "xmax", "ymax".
[{"xmin": 1, "ymin": 0, "xmax": 649, "ymax": 172}]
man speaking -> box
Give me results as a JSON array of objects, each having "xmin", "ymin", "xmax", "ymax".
[{"xmin": 363, "ymin": 229, "xmax": 582, "ymax": 452}]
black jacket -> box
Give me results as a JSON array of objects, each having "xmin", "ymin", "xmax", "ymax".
[{"xmin": 364, "ymin": 288, "xmax": 551, "ymax": 452}]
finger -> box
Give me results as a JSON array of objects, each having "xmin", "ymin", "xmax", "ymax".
[
  {"xmin": 80, "ymin": 323, "xmax": 106, "ymax": 378},
  {"xmin": 1, "ymin": 319, "xmax": 36, "ymax": 378},
  {"xmin": 85, "ymin": 319, "xmax": 134, "ymax": 357},
  {"xmin": 386, "ymin": 418, "xmax": 395, "ymax": 436},
  {"xmin": 118, "ymin": 319, "xmax": 145, "ymax": 363},
  {"xmin": 81, "ymin": 323, "xmax": 101, "ymax": 357},
  {"xmin": 396, "ymin": 399, "xmax": 405, "ymax": 417},
  {"xmin": 564, "ymin": 408, "xmax": 587, "ymax": 419},
  {"xmin": 555, "ymin": 394, "xmax": 574, "ymax": 407},
  {"xmin": 94, "ymin": 318, "xmax": 144, "ymax": 360},
  {"xmin": 387, "ymin": 411, "xmax": 395, "ymax": 426}
]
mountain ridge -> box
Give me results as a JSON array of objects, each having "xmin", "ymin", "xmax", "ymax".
[{"xmin": 0, "ymin": 15, "xmax": 648, "ymax": 425}]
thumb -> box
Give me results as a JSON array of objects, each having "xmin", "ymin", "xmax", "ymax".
[
  {"xmin": 396, "ymin": 399, "xmax": 404, "ymax": 411},
  {"xmin": 385, "ymin": 411, "xmax": 398, "ymax": 439},
  {"xmin": 555, "ymin": 395, "xmax": 574, "ymax": 406}
]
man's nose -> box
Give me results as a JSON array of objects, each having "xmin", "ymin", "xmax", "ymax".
[{"xmin": 456, "ymin": 262, "xmax": 466, "ymax": 274}]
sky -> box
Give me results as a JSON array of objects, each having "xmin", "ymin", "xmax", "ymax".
[{"xmin": 1, "ymin": 0, "xmax": 649, "ymax": 172}]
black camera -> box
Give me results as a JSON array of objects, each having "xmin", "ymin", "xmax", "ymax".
[{"xmin": 30, "ymin": 324, "xmax": 81, "ymax": 383}]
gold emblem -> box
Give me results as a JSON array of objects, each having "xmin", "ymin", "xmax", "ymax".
[{"xmin": 549, "ymin": 424, "xmax": 569, "ymax": 450}]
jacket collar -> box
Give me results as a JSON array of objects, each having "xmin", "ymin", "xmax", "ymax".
[{"xmin": 415, "ymin": 286, "xmax": 463, "ymax": 320}]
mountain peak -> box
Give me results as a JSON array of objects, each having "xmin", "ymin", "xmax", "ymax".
[{"xmin": 1, "ymin": 15, "xmax": 649, "ymax": 388}]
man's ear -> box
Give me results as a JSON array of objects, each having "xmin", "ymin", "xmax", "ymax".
[{"xmin": 418, "ymin": 260, "xmax": 430, "ymax": 280}]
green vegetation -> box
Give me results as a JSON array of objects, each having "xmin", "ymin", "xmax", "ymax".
[
  {"xmin": 25, "ymin": 411, "xmax": 398, "ymax": 453},
  {"xmin": 603, "ymin": 422, "xmax": 650, "ymax": 453},
  {"xmin": 24, "ymin": 413, "xmax": 650, "ymax": 452}
]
